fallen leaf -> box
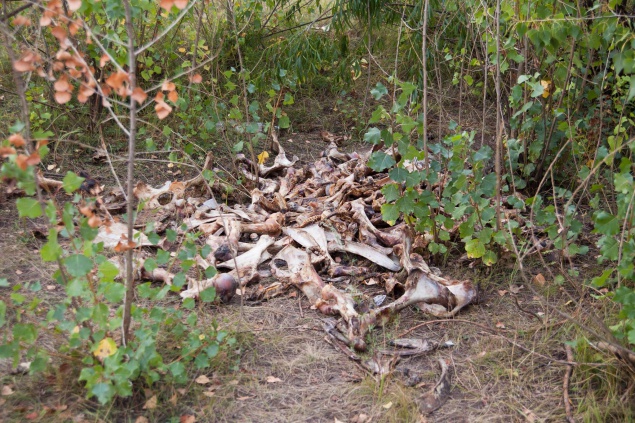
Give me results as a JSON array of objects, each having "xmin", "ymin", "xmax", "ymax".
[
  {"xmin": 47, "ymin": 164, "xmax": 56, "ymax": 170},
  {"xmin": 495, "ymin": 322, "xmax": 506, "ymax": 329},
  {"xmin": 15, "ymin": 269, "xmax": 23, "ymax": 275},
  {"xmin": 257, "ymin": 151, "xmax": 269, "ymax": 165},
  {"xmin": 266, "ymin": 376, "xmax": 282, "ymax": 383},
  {"xmin": 228, "ymin": 380, "xmax": 239, "ymax": 386},
  {"xmin": 177, "ymin": 388, "xmax": 187, "ymax": 395},
  {"xmin": 202, "ymin": 390, "xmax": 215, "ymax": 397},
  {"xmin": 26, "ymin": 411, "xmax": 38, "ymax": 420},
  {"xmin": 169, "ymin": 393, "xmax": 177, "ymax": 406},
  {"xmin": 1, "ymin": 385, "xmax": 14, "ymax": 396},
  {"xmin": 189, "ymin": 73, "xmax": 203, "ymax": 84},
  {"xmin": 134, "ymin": 417, "xmax": 149, "ymax": 423},
  {"xmin": 509, "ymin": 284, "xmax": 523, "ymax": 294},
  {"xmin": 195, "ymin": 375, "xmax": 210, "ymax": 384},
  {"xmin": 180, "ymin": 415, "xmax": 195, "ymax": 423},
  {"xmin": 383, "ymin": 401, "xmax": 393, "ymax": 409},
  {"xmin": 237, "ymin": 396, "xmax": 252, "ymax": 401},
  {"xmin": 497, "ymin": 290, "xmax": 508, "ymax": 296},
  {"xmin": 533, "ymin": 274, "xmax": 546, "ymax": 286},
  {"xmin": 143, "ymin": 395, "xmax": 157, "ymax": 410}
]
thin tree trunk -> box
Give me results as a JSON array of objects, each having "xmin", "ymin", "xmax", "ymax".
[{"xmin": 122, "ymin": 0, "xmax": 138, "ymax": 346}]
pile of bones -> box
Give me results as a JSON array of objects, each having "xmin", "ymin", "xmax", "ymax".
[{"xmin": 92, "ymin": 135, "xmax": 477, "ymax": 352}]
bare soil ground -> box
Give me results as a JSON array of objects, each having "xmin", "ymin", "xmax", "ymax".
[{"xmin": 1, "ymin": 134, "xmax": 633, "ymax": 423}]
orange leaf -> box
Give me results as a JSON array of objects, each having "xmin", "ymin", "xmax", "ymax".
[
  {"xmin": 105, "ymin": 71, "xmax": 129, "ymax": 90},
  {"xmin": 155, "ymin": 91, "xmax": 165, "ymax": 102},
  {"xmin": 54, "ymin": 75, "xmax": 71, "ymax": 92},
  {"xmin": 40, "ymin": 15, "xmax": 52, "ymax": 26},
  {"xmin": 15, "ymin": 154, "xmax": 29, "ymax": 170},
  {"xmin": 69, "ymin": 21, "xmax": 80, "ymax": 35},
  {"xmin": 0, "ymin": 146, "xmax": 17, "ymax": 158},
  {"xmin": 179, "ymin": 416, "xmax": 195, "ymax": 423},
  {"xmin": 13, "ymin": 59, "xmax": 34, "ymax": 72},
  {"xmin": 114, "ymin": 240, "xmax": 137, "ymax": 252},
  {"xmin": 189, "ymin": 73, "xmax": 202, "ymax": 84},
  {"xmin": 159, "ymin": 0, "xmax": 174, "ymax": 10},
  {"xmin": 99, "ymin": 54, "xmax": 110, "ymax": 68},
  {"xmin": 26, "ymin": 151, "xmax": 41, "ymax": 166},
  {"xmin": 50, "ymin": 26, "xmax": 67, "ymax": 43},
  {"xmin": 162, "ymin": 81, "xmax": 175, "ymax": 91},
  {"xmin": 12, "ymin": 16, "xmax": 31, "ymax": 26},
  {"xmin": 56, "ymin": 51, "xmax": 72, "ymax": 61},
  {"xmin": 67, "ymin": 0, "xmax": 82, "ymax": 12},
  {"xmin": 79, "ymin": 206, "xmax": 93, "ymax": 217},
  {"xmin": 54, "ymin": 90, "xmax": 72, "ymax": 104},
  {"xmin": 155, "ymin": 101, "xmax": 172, "ymax": 120},
  {"xmin": 167, "ymin": 89, "xmax": 178, "ymax": 103},
  {"xmin": 88, "ymin": 214, "xmax": 102, "ymax": 228},
  {"xmin": 131, "ymin": 87, "xmax": 148, "ymax": 104},
  {"xmin": 8, "ymin": 134, "xmax": 26, "ymax": 147},
  {"xmin": 174, "ymin": 0, "xmax": 188, "ymax": 9}
]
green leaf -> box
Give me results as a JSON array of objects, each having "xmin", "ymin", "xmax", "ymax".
[
  {"xmin": 166, "ymin": 229, "xmax": 177, "ymax": 243},
  {"xmin": 363, "ymin": 127, "xmax": 382, "ymax": 144},
  {"xmin": 0, "ymin": 300, "xmax": 6, "ymax": 328},
  {"xmin": 368, "ymin": 152, "xmax": 395, "ymax": 172},
  {"xmin": 482, "ymin": 250, "xmax": 497, "ymax": 266},
  {"xmin": 143, "ymin": 258, "xmax": 157, "ymax": 273},
  {"xmin": 0, "ymin": 278, "xmax": 8, "ymax": 287},
  {"xmin": 382, "ymin": 184, "xmax": 400, "ymax": 202},
  {"xmin": 593, "ymin": 211, "xmax": 620, "ymax": 236},
  {"xmin": 591, "ymin": 269, "xmax": 614, "ymax": 288},
  {"xmin": 64, "ymin": 254, "xmax": 93, "ymax": 277},
  {"xmin": 205, "ymin": 266, "xmax": 217, "ymax": 278},
  {"xmin": 169, "ymin": 361, "xmax": 185, "ymax": 377},
  {"xmin": 41, "ymin": 230, "xmax": 62, "ymax": 262},
  {"xmin": 465, "ymin": 238, "xmax": 486, "ymax": 259},
  {"xmin": 102, "ymin": 282, "xmax": 125, "ymax": 303},
  {"xmin": 200, "ymin": 287, "xmax": 216, "ymax": 302},
  {"xmin": 278, "ymin": 115, "xmax": 290, "ymax": 129},
  {"xmin": 91, "ymin": 383, "xmax": 115, "ymax": 404},
  {"xmin": 16, "ymin": 198, "xmax": 42, "ymax": 218},
  {"xmin": 381, "ymin": 203, "xmax": 400, "ymax": 223},
  {"xmin": 98, "ymin": 261, "xmax": 119, "ymax": 282},
  {"xmin": 370, "ymin": 82, "xmax": 388, "ymax": 100},
  {"xmin": 62, "ymin": 172, "xmax": 85, "ymax": 194}
]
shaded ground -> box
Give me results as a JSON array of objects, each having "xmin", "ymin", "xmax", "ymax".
[{"xmin": 1, "ymin": 132, "xmax": 633, "ymax": 422}]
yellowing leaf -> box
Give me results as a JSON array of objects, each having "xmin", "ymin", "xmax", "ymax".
[
  {"xmin": 257, "ymin": 151, "xmax": 269, "ymax": 165},
  {"xmin": 266, "ymin": 376, "xmax": 282, "ymax": 383},
  {"xmin": 540, "ymin": 80, "xmax": 551, "ymax": 98},
  {"xmin": 178, "ymin": 48, "xmax": 186, "ymax": 53},
  {"xmin": 195, "ymin": 375, "xmax": 210, "ymax": 384},
  {"xmin": 94, "ymin": 337, "xmax": 117, "ymax": 360},
  {"xmin": 143, "ymin": 395, "xmax": 157, "ymax": 410}
]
